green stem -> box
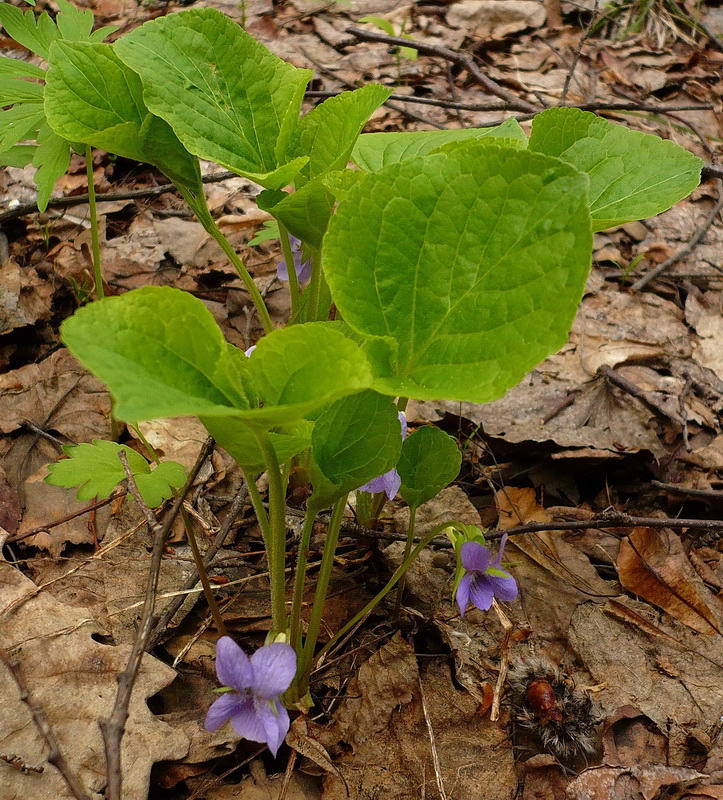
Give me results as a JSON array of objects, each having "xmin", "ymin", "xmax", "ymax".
[
  {"xmin": 241, "ymin": 469, "xmax": 271, "ymax": 543},
  {"xmin": 304, "ymin": 248, "xmax": 323, "ymax": 322},
  {"xmin": 393, "ymin": 505, "xmax": 417, "ymax": 616},
  {"xmin": 85, "ymin": 145, "xmax": 104, "ymax": 300},
  {"xmin": 298, "ymin": 495, "xmax": 347, "ymax": 687},
  {"xmin": 131, "ymin": 424, "xmax": 160, "ymax": 465},
  {"xmin": 180, "ymin": 506, "xmax": 228, "ymax": 637},
  {"xmin": 277, "ymin": 222, "xmax": 301, "ymax": 322},
  {"xmin": 254, "ymin": 431, "xmax": 288, "ymax": 633},
  {"xmin": 179, "ymin": 186, "xmax": 273, "ymax": 334},
  {"xmin": 315, "ymin": 521, "xmax": 455, "ymax": 665},
  {"xmin": 289, "ymin": 502, "xmax": 320, "ymax": 652}
]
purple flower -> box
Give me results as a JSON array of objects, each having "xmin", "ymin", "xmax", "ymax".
[
  {"xmin": 359, "ymin": 412, "xmax": 407, "ymax": 500},
  {"xmin": 204, "ymin": 636, "xmax": 296, "ymax": 756},
  {"xmin": 277, "ymin": 236, "xmax": 312, "ymax": 286},
  {"xmin": 456, "ymin": 535, "xmax": 518, "ymax": 616},
  {"xmin": 245, "ymin": 345, "xmax": 256, "ymax": 357}
]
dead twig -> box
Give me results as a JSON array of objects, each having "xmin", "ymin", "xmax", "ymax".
[
  {"xmin": 147, "ymin": 483, "xmax": 248, "ymax": 648},
  {"xmin": 418, "ymin": 668, "xmax": 448, "ymax": 800},
  {"xmin": 651, "ymin": 481, "xmax": 723, "ymax": 501},
  {"xmin": 6, "ymin": 491, "xmax": 126, "ymax": 544},
  {"xmin": 599, "ymin": 364, "xmax": 683, "ymax": 426},
  {"xmin": 560, "ymin": 0, "xmax": 599, "ymax": 104},
  {"xmin": 0, "ymin": 648, "xmax": 91, "ymax": 800},
  {"xmin": 345, "ymin": 26, "xmax": 537, "ymax": 112},
  {"xmin": 101, "ymin": 438, "xmax": 214, "ymax": 800},
  {"xmin": 631, "ymin": 179, "xmax": 723, "ymax": 291},
  {"xmin": 490, "ymin": 599, "xmax": 513, "ymax": 723}
]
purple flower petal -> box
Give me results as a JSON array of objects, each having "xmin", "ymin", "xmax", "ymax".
[
  {"xmin": 360, "ymin": 469, "xmax": 401, "ymax": 500},
  {"xmin": 456, "ymin": 572, "xmax": 473, "ymax": 617},
  {"xmin": 245, "ymin": 345, "xmax": 256, "ymax": 357},
  {"xmin": 486, "ymin": 572, "xmax": 518, "ymax": 603},
  {"xmin": 468, "ymin": 574, "xmax": 495, "ymax": 611},
  {"xmin": 398, "ymin": 412, "xmax": 407, "ymax": 440},
  {"xmin": 215, "ymin": 636, "xmax": 253, "ymax": 692},
  {"xmin": 229, "ymin": 697, "xmax": 268, "ymax": 745},
  {"xmin": 249, "ymin": 642, "xmax": 296, "ymax": 699},
  {"xmin": 460, "ymin": 541, "xmax": 492, "ymax": 573},
  {"xmin": 254, "ymin": 697, "xmax": 290, "ymax": 757},
  {"xmin": 277, "ymin": 257, "xmax": 291, "ymax": 282},
  {"xmin": 297, "ymin": 258, "xmax": 312, "ymax": 285},
  {"xmin": 205, "ymin": 692, "xmax": 243, "ymax": 732}
]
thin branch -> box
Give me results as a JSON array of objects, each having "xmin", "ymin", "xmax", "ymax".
[
  {"xmin": 631, "ymin": 179, "xmax": 723, "ymax": 291},
  {"xmin": 561, "ymin": 0, "xmax": 599, "ymax": 103},
  {"xmin": 100, "ymin": 438, "xmax": 214, "ymax": 800},
  {"xmin": 0, "ymin": 170, "xmax": 237, "ymax": 225},
  {"xmin": 345, "ymin": 26, "xmax": 537, "ymax": 112},
  {"xmin": 599, "ymin": 364, "xmax": 683, "ymax": 425},
  {"xmin": 146, "ymin": 483, "xmax": 248, "ymax": 649},
  {"xmin": 0, "ymin": 648, "xmax": 91, "ymax": 800}
]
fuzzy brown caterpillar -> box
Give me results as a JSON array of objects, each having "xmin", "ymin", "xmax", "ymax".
[{"xmin": 508, "ymin": 657, "xmax": 599, "ymax": 760}]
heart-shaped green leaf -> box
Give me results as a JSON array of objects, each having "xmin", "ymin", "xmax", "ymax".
[
  {"xmin": 529, "ymin": 107, "xmax": 702, "ymax": 231},
  {"xmin": 310, "ymin": 390, "xmax": 402, "ymax": 507},
  {"xmin": 398, "ymin": 426, "xmax": 461, "ymax": 509},
  {"xmin": 323, "ymin": 142, "xmax": 592, "ymax": 403},
  {"xmin": 45, "ymin": 41, "xmax": 200, "ymax": 189},
  {"xmin": 114, "ymin": 8, "xmax": 312, "ymax": 189},
  {"xmin": 351, "ymin": 117, "xmax": 526, "ymax": 171},
  {"xmin": 61, "ymin": 286, "xmax": 250, "ymax": 423}
]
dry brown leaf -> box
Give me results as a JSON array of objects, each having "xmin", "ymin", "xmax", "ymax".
[
  {"xmin": 0, "ymin": 561, "xmax": 188, "ymax": 800},
  {"xmin": 617, "ymin": 527, "xmax": 722, "ymax": 635},
  {"xmin": 447, "ymin": 0, "xmax": 546, "ymax": 38},
  {"xmin": 566, "ymin": 764, "xmax": 704, "ymax": 800},
  {"xmin": 0, "ymin": 259, "xmax": 55, "ymax": 334},
  {"xmin": 686, "ymin": 289, "xmax": 723, "ymax": 383},
  {"xmin": 568, "ymin": 602, "xmax": 723, "ymax": 763},
  {"xmin": 0, "ymin": 348, "xmax": 110, "ymax": 440},
  {"xmin": 322, "ymin": 634, "xmax": 516, "ymax": 799}
]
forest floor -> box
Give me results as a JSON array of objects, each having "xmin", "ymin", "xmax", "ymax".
[{"xmin": 1, "ymin": 0, "xmax": 723, "ymax": 798}]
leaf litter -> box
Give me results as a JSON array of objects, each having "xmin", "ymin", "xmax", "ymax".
[{"xmin": 1, "ymin": 0, "xmax": 722, "ymax": 798}]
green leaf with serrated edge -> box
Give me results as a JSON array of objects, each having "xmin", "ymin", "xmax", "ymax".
[
  {"xmin": 0, "ymin": 144, "xmax": 35, "ymax": 167},
  {"xmin": 293, "ymin": 85, "xmax": 391, "ymax": 185},
  {"xmin": 44, "ymin": 42, "xmax": 200, "ymax": 189},
  {"xmin": 398, "ymin": 426, "xmax": 461, "ymax": 509},
  {"xmin": 45, "ymin": 439, "xmax": 186, "ymax": 506},
  {"xmin": 528, "ymin": 107, "xmax": 702, "ymax": 231},
  {"xmin": 33, "ymin": 123, "xmax": 70, "ymax": 211},
  {"xmin": 0, "ymin": 4, "xmax": 57, "ymax": 58},
  {"xmin": 323, "ymin": 142, "xmax": 592, "ymax": 403},
  {"xmin": 0, "ymin": 77, "xmax": 44, "ymax": 104},
  {"xmin": 310, "ymin": 390, "xmax": 402, "ymax": 508},
  {"xmin": 202, "ymin": 416, "xmax": 311, "ymax": 471},
  {"xmin": 0, "ymin": 55, "xmax": 44, "ymax": 79},
  {"xmin": 61, "ymin": 286, "xmax": 251, "ymax": 423},
  {"xmin": 115, "ymin": 8, "xmax": 312, "ymax": 189},
  {"xmin": 0, "ymin": 103, "xmax": 44, "ymax": 151},
  {"xmin": 134, "ymin": 460, "xmax": 187, "ymax": 507},
  {"xmin": 351, "ymin": 118, "xmax": 526, "ymax": 171},
  {"xmin": 62, "ymin": 287, "xmax": 372, "ymax": 429}
]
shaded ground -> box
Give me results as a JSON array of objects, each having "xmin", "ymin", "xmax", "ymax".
[{"xmin": 1, "ymin": 0, "xmax": 723, "ymax": 798}]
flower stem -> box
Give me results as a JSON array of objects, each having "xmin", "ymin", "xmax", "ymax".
[
  {"xmin": 179, "ymin": 186, "xmax": 273, "ymax": 335},
  {"xmin": 314, "ymin": 521, "xmax": 456, "ymax": 665},
  {"xmin": 180, "ymin": 506, "xmax": 227, "ymax": 637},
  {"xmin": 241, "ymin": 469, "xmax": 271, "ymax": 543},
  {"xmin": 393, "ymin": 505, "xmax": 417, "ymax": 616},
  {"xmin": 298, "ymin": 495, "xmax": 347, "ymax": 688},
  {"xmin": 289, "ymin": 502, "xmax": 320, "ymax": 653},
  {"xmin": 277, "ymin": 221, "xmax": 301, "ymax": 322},
  {"xmin": 254, "ymin": 431, "xmax": 288, "ymax": 634},
  {"xmin": 304, "ymin": 248, "xmax": 323, "ymax": 322},
  {"xmin": 85, "ymin": 145, "xmax": 104, "ymax": 300}
]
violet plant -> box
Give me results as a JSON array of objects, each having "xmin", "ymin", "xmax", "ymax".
[{"xmin": 1, "ymin": 1, "xmax": 704, "ymax": 757}]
